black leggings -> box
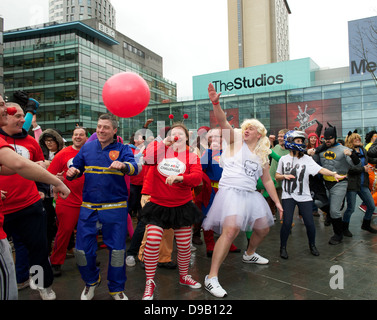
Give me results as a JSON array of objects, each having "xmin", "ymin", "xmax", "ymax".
[{"xmin": 280, "ymin": 199, "xmax": 316, "ymax": 247}]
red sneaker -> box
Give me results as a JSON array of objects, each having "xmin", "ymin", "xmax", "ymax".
[
  {"xmin": 359, "ymin": 204, "xmax": 367, "ymax": 213},
  {"xmin": 179, "ymin": 275, "xmax": 202, "ymax": 289},
  {"xmin": 142, "ymin": 279, "xmax": 155, "ymax": 300}
]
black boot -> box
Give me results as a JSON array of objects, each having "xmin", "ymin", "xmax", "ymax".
[
  {"xmin": 342, "ymin": 221, "xmax": 353, "ymax": 237},
  {"xmin": 329, "ymin": 218, "xmax": 343, "ymax": 245},
  {"xmin": 361, "ymin": 219, "xmax": 377, "ymax": 234},
  {"xmin": 280, "ymin": 247, "xmax": 288, "ymax": 259},
  {"xmin": 309, "ymin": 244, "xmax": 320, "ymax": 256}
]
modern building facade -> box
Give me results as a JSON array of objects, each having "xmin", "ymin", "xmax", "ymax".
[
  {"xmin": 3, "ymin": 19, "xmax": 176, "ymax": 142},
  {"xmin": 49, "ymin": 0, "xmax": 116, "ymax": 28},
  {"xmin": 131, "ymin": 58, "xmax": 376, "ymax": 142},
  {"xmin": 125, "ymin": 15, "xmax": 377, "ymax": 144},
  {"xmin": 227, "ymin": 0, "xmax": 291, "ymax": 70}
]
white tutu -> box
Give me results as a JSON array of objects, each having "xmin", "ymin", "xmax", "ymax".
[{"xmin": 202, "ymin": 187, "xmax": 274, "ymax": 234}]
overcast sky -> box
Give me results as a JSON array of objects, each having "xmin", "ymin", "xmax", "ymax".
[{"xmin": 1, "ymin": 0, "xmax": 377, "ymax": 100}]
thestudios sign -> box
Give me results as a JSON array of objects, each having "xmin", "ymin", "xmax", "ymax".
[{"xmin": 193, "ymin": 58, "xmax": 316, "ymax": 100}]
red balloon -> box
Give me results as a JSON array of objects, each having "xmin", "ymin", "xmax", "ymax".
[{"xmin": 102, "ymin": 72, "xmax": 150, "ymax": 118}]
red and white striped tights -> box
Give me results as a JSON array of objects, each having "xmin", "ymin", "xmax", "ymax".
[{"xmin": 144, "ymin": 224, "xmax": 192, "ymax": 281}]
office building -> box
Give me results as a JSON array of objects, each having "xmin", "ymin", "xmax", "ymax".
[
  {"xmin": 3, "ymin": 19, "xmax": 176, "ymax": 141},
  {"xmin": 228, "ymin": 0, "xmax": 291, "ymax": 70},
  {"xmin": 49, "ymin": 0, "xmax": 116, "ymax": 28}
]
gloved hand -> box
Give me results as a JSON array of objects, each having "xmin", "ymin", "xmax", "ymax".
[
  {"xmin": 25, "ymin": 98, "xmax": 39, "ymax": 114},
  {"xmin": 13, "ymin": 90, "xmax": 29, "ymax": 107},
  {"xmin": 13, "ymin": 91, "xmax": 39, "ymax": 114}
]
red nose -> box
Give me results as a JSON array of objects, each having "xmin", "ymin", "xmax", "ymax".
[
  {"xmin": 174, "ymin": 136, "xmax": 179, "ymax": 141},
  {"xmin": 6, "ymin": 107, "xmax": 17, "ymax": 115}
]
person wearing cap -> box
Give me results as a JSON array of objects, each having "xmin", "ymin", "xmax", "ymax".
[
  {"xmin": 276, "ymin": 130, "xmax": 345, "ymax": 259},
  {"xmin": 310, "ymin": 124, "xmax": 360, "ymax": 245}
]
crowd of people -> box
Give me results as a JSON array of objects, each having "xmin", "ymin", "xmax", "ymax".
[{"xmin": 1, "ymin": 85, "xmax": 377, "ymax": 301}]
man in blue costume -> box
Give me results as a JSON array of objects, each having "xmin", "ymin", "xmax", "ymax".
[{"xmin": 67, "ymin": 113, "xmax": 138, "ymax": 300}]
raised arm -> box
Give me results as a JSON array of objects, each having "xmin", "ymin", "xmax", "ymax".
[{"xmin": 208, "ymin": 83, "xmax": 234, "ymax": 144}]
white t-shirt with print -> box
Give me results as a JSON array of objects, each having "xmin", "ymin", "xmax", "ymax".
[{"xmin": 276, "ymin": 154, "xmax": 322, "ymax": 202}]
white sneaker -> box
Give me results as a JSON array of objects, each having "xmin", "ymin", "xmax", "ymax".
[
  {"xmin": 38, "ymin": 286, "xmax": 56, "ymax": 300},
  {"xmin": 29, "ymin": 278, "xmax": 56, "ymax": 300},
  {"xmin": 242, "ymin": 251, "xmax": 269, "ymax": 264},
  {"xmin": 204, "ymin": 275, "xmax": 227, "ymax": 298},
  {"xmin": 110, "ymin": 291, "xmax": 129, "ymax": 300},
  {"xmin": 81, "ymin": 278, "xmax": 101, "ymax": 300},
  {"xmin": 126, "ymin": 255, "xmax": 136, "ymax": 267}
]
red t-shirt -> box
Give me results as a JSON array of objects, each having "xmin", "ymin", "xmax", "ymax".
[
  {"xmin": 0, "ymin": 133, "xmax": 44, "ymax": 215},
  {"xmin": 48, "ymin": 145, "xmax": 84, "ymax": 207},
  {"xmin": 144, "ymin": 141, "xmax": 202, "ymax": 207},
  {"xmin": 0, "ymin": 137, "xmax": 15, "ymax": 239}
]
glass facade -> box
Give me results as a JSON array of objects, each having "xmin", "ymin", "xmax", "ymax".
[
  {"xmin": 127, "ymin": 79, "xmax": 377, "ymax": 143},
  {"xmin": 3, "ymin": 23, "xmax": 176, "ymax": 142}
]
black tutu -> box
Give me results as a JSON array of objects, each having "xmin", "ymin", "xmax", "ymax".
[{"xmin": 140, "ymin": 200, "xmax": 203, "ymax": 229}]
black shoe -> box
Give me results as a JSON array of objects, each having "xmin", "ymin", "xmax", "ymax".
[
  {"xmin": 157, "ymin": 261, "xmax": 177, "ymax": 269},
  {"xmin": 361, "ymin": 219, "xmax": 377, "ymax": 234},
  {"xmin": 280, "ymin": 247, "xmax": 288, "ymax": 259},
  {"xmin": 342, "ymin": 221, "xmax": 353, "ymax": 237},
  {"xmin": 329, "ymin": 234, "xmax": 343, "ymax": 245},
  {"xmin": 52, "ymin": 264, "xmax": 62, "ymax": 277},
  {"xmin": 309, "ymin": 244, "xmax": 320, "ymax": 256}
]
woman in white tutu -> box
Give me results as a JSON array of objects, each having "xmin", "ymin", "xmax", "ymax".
[{"xmin": 203, "ymin": 83, "xmax": 283, "ymax": 298}]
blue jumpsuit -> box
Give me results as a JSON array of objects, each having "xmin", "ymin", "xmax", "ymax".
[{"xmin": 72, "ymin": 139, "xmax": 138, "ymax": 293}]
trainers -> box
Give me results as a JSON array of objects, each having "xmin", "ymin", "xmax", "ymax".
[
  {"xmin": 242, "ymin": 251, "xmax": 269, "ymax": 264},
  {"xmin": 142, "ymin": 279, "xmax": 155, "ymax": 300},
  {"xmin": 110, "ymin": 291, "xmax": 129, "ymax": 300},
  {"xmin": 81, "ymin": 277, "xmax": 101, "ymax": 300},
  {"xmin": 38, "ymin": 286, "xmax": 56, "ymax": 300},
  {"xmin": 204, "ymin": 275, "xmax": 227, "ymax": 298},
  {"xmin": 359, "ymin": 204, "xmax": 367, "ymax": 213},
  {"xmin": 180, "ymin": 275, "xmax": 202, "ymax": 289},
  {"xmin": 126, "ymin": 255, "xmax": 136, "ymax": 267}
]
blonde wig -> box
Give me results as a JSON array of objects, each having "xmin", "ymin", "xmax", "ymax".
[
  {"xmin": 240, "ymin": 119, "xmax": 271, "ymax": 167},
  {"xmin": 345, "ymin": 132, "xmax": 362, "ymax": 149}
]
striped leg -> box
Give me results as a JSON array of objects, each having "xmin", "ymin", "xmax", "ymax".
[
  {"xmin": 142, "ymin": 225, "xmax": 163, "ymax": 300},
  {"xmin": 175, "ymin": 227, "xmax": 201, "ymax": 289}
]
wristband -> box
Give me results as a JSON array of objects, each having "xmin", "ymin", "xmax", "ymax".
[{"xmin": 212, "ymin": 101, "xmax": 219, "ymax": 105}]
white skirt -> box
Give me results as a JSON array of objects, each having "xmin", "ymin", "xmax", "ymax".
[{"xmin": 202, "ymin": 187, "xmax": 274, "ymax": 234}]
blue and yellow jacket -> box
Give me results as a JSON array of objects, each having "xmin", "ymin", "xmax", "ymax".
[{"xmin": 72, "ymin": 138, "xmax": 138, "ymax": 209}]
